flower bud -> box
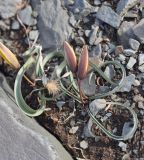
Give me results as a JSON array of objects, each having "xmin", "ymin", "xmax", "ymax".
[
  {"xmin": 64, "ymin": 41, "xmax": 77, "ymax": 73},
  {"xmin": 0, "ymin": 42, "xmax": 20, "ymax": 69},
  {"xmin": 77, "ymin": 45, "xmax": 89, "ymax": 80}
]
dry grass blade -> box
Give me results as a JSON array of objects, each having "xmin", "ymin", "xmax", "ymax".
[
  {"xmin": 0, "ymin": 42, "xmax": 20, "ymax": 69},
  {"xmin": 77, "ymin": 45, "xmax": 89, "ymax": 80},
  {"xmin": 64, "ymin": 41, "xmax": 77, "ymax": 73}
]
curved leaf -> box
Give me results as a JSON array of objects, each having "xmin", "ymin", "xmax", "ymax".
[{"xmin": 14, "ymin": 57, "xmax": 46, "ymax": 117}]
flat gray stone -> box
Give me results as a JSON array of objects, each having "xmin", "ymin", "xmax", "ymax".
[
  {"xmin": 117, "ymin": 21, "xmax": 136, "ymax": 48},
  {"xmin": 0, "ymin": 73, "xmax": 73, "ymax": 160},
  {"xmin": 116, "ymin": 0, "xmax": 139, "ymax": 17},
  {"xmin": 18, "ymin": 5, "xmax": 37, "ymax": 26},
  {"xmin": 96, "ymin": 5, "xmax": 121, "ymax": 28},
  {"xmin": 31, "ymin": 0, "xmax": 72, "ymax": 50},
  {"xmin": 133, "ymin": 19, "xmax": 144, "ymax": 43},
  {"xmin": 0, "ymin": 0, "xmax": 22, "ymax": 19}
]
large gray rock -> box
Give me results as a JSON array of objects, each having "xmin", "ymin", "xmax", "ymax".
[
  {"xmin": 0, "ymin": 0, "xmax": 22, "ymax": 19},
  {"xmin": 0, "ymin": 73, "xmax": 73, "ymax": 160},
  {"xmin": 133, "ymin": 19, "xmax": 144, "ymax": 44},
  {"xmin": 96, "ymin": 5, "xmax": 121, "ymax": 28},
  {"xmin": 117, "ymin": 21, "xmax": 136, "ymax": 48},
  {"xmin": 31, "ymin": 0, "xmax": 72, "ymax": 50}
]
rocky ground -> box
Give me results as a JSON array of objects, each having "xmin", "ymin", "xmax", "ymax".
[{"xmin": 0, "ymin": 0, "xmax": 144, "ymax": 160}]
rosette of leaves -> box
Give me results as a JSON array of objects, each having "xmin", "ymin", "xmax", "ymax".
[{"xmin": 14, "ymin": 42, "xmax": 138, "ymax": 141}]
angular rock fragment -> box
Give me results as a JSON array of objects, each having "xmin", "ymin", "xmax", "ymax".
[
  {"xmin": 116, "ymin": 0, "xmax": 139, "ymax": 17},
  {"xmin": 133, "ymin": 19, "xmax": 144, "ymax": 43},
  {"xmin": 18, "ymin": 5, "xmax": 37, "ymax": 26},
  {"xmin": 0, "ymin": 0, "xmax": 22, "ymax": 19},
  {"xmin": 119, "ymin": 74, "xmax": 135, "ymax": 92},
  {"xmin": 31, "ymin": 0, "xmax": 72, "ymax": 50},
  {"xmin": 117, "ymin": 21, "xmax": 136, "ymax": 48},
  {"xmin": 126, "ymin": 57, "xmax": 136, "ymax": 69},
  {"xmin": 96, "ymin": 5, "xmax": 121, "ymax": 28}
]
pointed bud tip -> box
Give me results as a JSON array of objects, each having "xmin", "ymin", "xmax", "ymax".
[
  {"xmin": 63, "ymin": 41, "xmax": 77, "ymax": 73},
  {"xmin": 77, "ymin": 45, "xmax": 89, "ymax": 80}
]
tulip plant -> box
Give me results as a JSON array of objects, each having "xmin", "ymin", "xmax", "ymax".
[{"xmin": 0, "ymin": 41, "xmax": 138, "ymax": 141}]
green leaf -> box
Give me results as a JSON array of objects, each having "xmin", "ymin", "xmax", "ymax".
[
  {"xmin": 88, "ymin": 101, "xmax": 138, "ymax": 140},
  {"xmin": 14, "ymin": 57, "xmax": 46, "ymax": 117}
]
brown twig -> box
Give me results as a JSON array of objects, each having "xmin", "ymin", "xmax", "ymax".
[{"xmin": 23, "ymin": 75, "xmax": 35, "ymax": 87}]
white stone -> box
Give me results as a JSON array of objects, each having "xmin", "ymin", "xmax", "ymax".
[
  {"xmin": 80, "ymin": 140, "xmax": 88, "ymax": 149},
  {"xmin": 69, "ymin": 126, "xmax": 79, "ymax": 134},
  {"xmin": 139, "ymin": 54, "xmax": 144, "ymax": 65},
  {"xmin": 118, "ymin": 142, "xmax": 127, "ymax": 152},
  {"xmin": 126, "ymin": 57, "xmax": 136, "ymax": 69}
]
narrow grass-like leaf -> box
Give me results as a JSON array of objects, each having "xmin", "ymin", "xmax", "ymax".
[
  {"xmin": 88, "ymin": 102, "xmax": 138, "ymax": 140},
  {"xmin": 0, "ymin": 42, "xmax": 20, "ymax": 69},
  {"xmin": 14, "ymin": 57, "xmax": 46, "ymax": 117}
]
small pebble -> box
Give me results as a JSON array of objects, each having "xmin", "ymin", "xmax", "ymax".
[
  {"xmin": 29, "ymin": 30, "xmax": 39, "ymax": 40},
  {"xmin": 126, "ymin": 57, "xmax": 136, "ymax": 69},
  {"xmin": 118, "ymin": 142, "xmax": 127, "ymax": 152},
  {"xmin": 133, "ymin": 79, "xmax": 140, "ymax": 86},
  {"xmin": 69, "ymin": 126, "xmax": 79, "ymax": 134},
  {"xmin": 80, "ymin": 140, "xmax": 88, "ymax": 149},
  {"xmin": 123, "ymin": 49, "xmax": 136, "ymax": 56},
  {"xmin": 138, "ymin": 102, "xmax": 144, "ymax": 109},
  {"xmin": 75, "ymin": 37, "xmax": 85, "ymax": 46},
  {"xmin": 115, "ymin": 45, "xmax": 124, "ymax": 55},
  {"xmin": 138, "ymin": 64, "xmax": 144, "ymax": 72},
  {"xmin": 69, "ymin": 15, "xmax": 77, "ymax": 27},
  {"xmin": 118, "ymin": 54, "xmax": 126, "ymax": 62},
  {"xmin": 94, "ymin": 0, "xmax": 101, "ymax": 5},
  {"xmin": 11, "ymin": 20, "xmax": 20, "ymax": 30},
  {"xmin": 89, "ymin": 27, "xmax": 99, "ymax": 45},
  {"xmin": 138, "ymin": 54, "xmax": 144, "ymax": 66},
  {"xmin": 85, "ymin": 30, "xmax": 91, "ymax": 37},
  {"xmin": 129, "ymin": 38, "xmax": 140, "ymax": 51}
]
